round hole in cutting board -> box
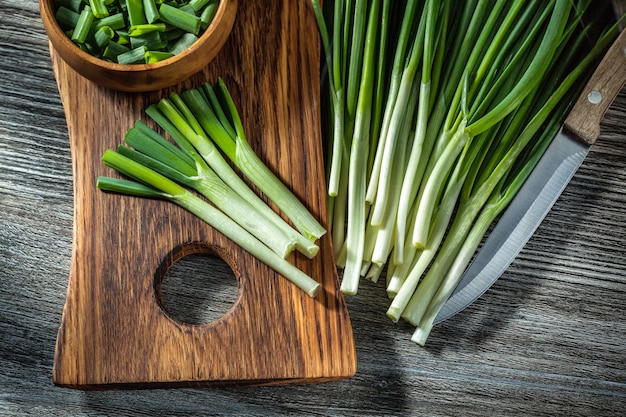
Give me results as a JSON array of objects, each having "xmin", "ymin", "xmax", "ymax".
[{"xmin": 158, "ymin": 252, "xmax": 239, "ymax": 325}]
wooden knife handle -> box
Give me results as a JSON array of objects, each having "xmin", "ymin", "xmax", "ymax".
[{"xmin": 564, "ymin": 28, "xmax": 626, "ymax": 145}]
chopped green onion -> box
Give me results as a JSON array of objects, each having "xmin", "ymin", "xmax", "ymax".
[
  {"xmin": 55, "ymin": 6, "xmax": 80, "ymax": 29},
  {"xmin": 117, "ymin": 45, "xmax": 147, "ymax": 64},
  {"xmin": 115, "ymin": 31, "xmax": 130, "ymax": 45},
  {"xmin": 89, "ymin": 0, "xmax": 109, "ymax": 19},
  {"xmin": 129, "ymin": 31, "xmax": 165, "ymax": 50},
  {"xmin": 167, "ymin": 32, "xmax": 198, "ymax": 54},
  {"xmin": 92, "ymin": 12, "xmax": 126, "ymax": 31},
  {"xmin": 93, "ymin": 25, "xmax": 115, "ymax": 49},
  {"xmin": 161, "ymin": 28, "xmax": 186, "ymax": 42},
  {"xmin": 128, "ymin": 23, "xmax": 167, "ymax": 36},
  {"xmin": 70, "ymin": 5, "xmax": 94, "ymax": 44},
  {"xmin": 102, "ymin": 40, "xmax": 130, "ymax": 61},
  {"xmin": 53, "ymin": 0, "xmax": 222, "ymax": 64},
  {"xmin": 159, "ymin": 3, "xmax": 201, "ymax": 35},
  {"xmin": 189, "ymin": 0, "xmax": 211, "ymax": 13},
  {"xmin": 199, "ymin": 0, "xmax": 219, "ymax": 29},
  {"xmin": 144, "ymin": 50, "xmax": 174, "ymax": 63},
  {"xmin": 54, "ymin": 0, "xmax": 84, "ymax": 13},
  {"xmin": 143, "ymin": 0, "xmax": 160, "ymax": 23},
  {"xmin": 126, "ymin": 0, "xmax": 147, "ymax": 26},
  {"xmin": 179, "ymin": 4, "xmax": 197, "ymax": 15}
]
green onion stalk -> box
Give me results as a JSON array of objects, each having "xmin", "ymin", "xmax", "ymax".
[
  {"xmin": 368, "ymin": 0, "xmax": 430, "ymax": 227},
  {"xmin": 365, "ymin": 75, "xmax": 420, "ymax": 281},
  {"xmin": 145, "ymin": 82, "xmax": 323, "ymax": 257},
  {"xmin": 310, "ymin": 0, "xmax": 344, "ymax": 198},
  {"xmin": 180, "ymin": 79, "xmax": 326, "ymax": 243},
  {"xmin": 400, "ymin": 1, "xmax": 606, "ymax": 316},
  {"xmin": 363, "ymin": 0, "xmax": 422, "ymax": 207},
  {"xmin": 405, "ymin": 24, "xmax": 622, "ymax": 344},
  {"xmin": 337, "ymin": 0, "xmax": 383, "ymax": 294},
  {"xmin": 312, "ymin": 0, "xmax": 620, "ymax": 344},
  {"xmin": 98, "ymin": 80, "xmax": 328, "ymax": 297},
  {"xmin": 118, "ymin": 123, "xmax": 298, "ymax": 259},
  {"xmin": 393, "ymin": 0, "xmax": 447, "ymax": 265},
  {"xmin": 98, "ymin": 151, "xmax": 320, "ymax": 297},
  {"xmin": 410, "ymin": 0, "xmax": 557, "ymax": 249}
]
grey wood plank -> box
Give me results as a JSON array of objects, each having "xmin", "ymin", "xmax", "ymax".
[{"xmin": 1, "ymin": 1, "xmax": 625, "ymax": 416}]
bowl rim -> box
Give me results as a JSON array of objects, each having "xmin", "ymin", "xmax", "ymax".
[{"xmin": 40, "ymin": 0, "xmax": 233, "ymax": 74}]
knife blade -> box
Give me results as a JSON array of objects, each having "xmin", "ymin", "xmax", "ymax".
[{"xmin": 435, "ymin": 27, "xmax": 626, "ymax": 324}]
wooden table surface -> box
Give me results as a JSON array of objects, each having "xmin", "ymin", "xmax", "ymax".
[{"xmin": 1, "ymin": 1, "xmax": 625, "ymax": 416}]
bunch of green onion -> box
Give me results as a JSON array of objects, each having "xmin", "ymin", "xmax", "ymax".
[
  {"xmin": 53, "ymin": 0, "xmax": 220, "ymax": 64},
  {"xmin": 97, "ymin": 78, "xmax": 326, "ymax": 297},
  {"xmin": 312, "ymin": 0, "xmax": 622, "ymax": 344}
]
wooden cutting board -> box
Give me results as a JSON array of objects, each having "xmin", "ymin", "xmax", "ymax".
[{"xmin": 50, "ymin": 1, "xmax": 356, "ymax": 388}]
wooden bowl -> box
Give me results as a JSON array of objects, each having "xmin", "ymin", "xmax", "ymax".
[{"xmin": 39, "ymin": 0, "xmax": 238, "ymax": 92}]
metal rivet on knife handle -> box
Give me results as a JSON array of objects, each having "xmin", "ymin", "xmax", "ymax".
[{"xmin": 587, "ymin": 90, "xmax": 603, "ymax": 104}]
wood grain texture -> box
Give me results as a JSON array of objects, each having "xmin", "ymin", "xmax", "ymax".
[
  {"xmin": 49, "ymin": 0, "xmax": 356, "ymax": 388},
  {"xmin": 1, "ymin": 1, "xmax": 625, "ymax": 416}
]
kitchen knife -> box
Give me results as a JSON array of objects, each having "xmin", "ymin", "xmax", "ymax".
[{"xmin": 434, "ymin": 27, "xmax": 626, "ymax": 324}]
